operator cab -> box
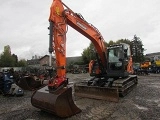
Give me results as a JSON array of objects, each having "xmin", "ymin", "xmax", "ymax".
[{"xmin": 107, "ymin": 43, "xmax": 131, "ymax": 78}]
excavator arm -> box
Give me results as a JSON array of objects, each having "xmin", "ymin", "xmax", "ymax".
[{"xmin": 48, "ymin": 0, "xmax": 107, "ymax": 89}]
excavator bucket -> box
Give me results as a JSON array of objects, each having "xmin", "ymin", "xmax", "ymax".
[
  {"xmin": 16, "ymin": 76, "xmax": 43, "ymax": 90},
  {"xmin": 74, "ymin": 82, "xmax": 119, "ymax": 102},
  {"xmin": 31, "ymin": 86, "xmax": 81, "ymax": 118}
]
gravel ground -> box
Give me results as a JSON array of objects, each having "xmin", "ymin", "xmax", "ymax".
[{"xmin": 0, "ymin": 73, "xmax": 160, "ymax": 120}]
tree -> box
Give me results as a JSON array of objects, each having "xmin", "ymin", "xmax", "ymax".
[
  {"xmin": 81, "ymin": 36, "xmax": 145, "ymax": 64},
  {"xmin": 17, "ymin": 59, "xmax": 27, "ymax": 67},
  {"xmin": 81, "ymin": 42, "xmax": 97, "ymax": 64},
  {"xmin": 107, "ymin": 40, "xmax": 115, "ymax": 46},
  {"xmin": 116, "ymin": 39, "xmax": 131, "ymax": 46},
  {"xmin": 115, "ymin": 37, "xmax": 145, "ymax": 62},
  {"xmin": 0, "ymin": 46, "xmax": 23, "ymax": 67},
  {"xmin": 81, "ymin": 40, "xmax": 131, "ymax": 64},
  {"xmin": 131, "ymin": 35, "xmax": 145, "ymax": 63},
  {"xmin": 0, "ymin": 49, "xmax": 16, "ymax": 67},
  {"xmin": 12, "ymin": 54, "xmax": 18, "ymax": 66}
]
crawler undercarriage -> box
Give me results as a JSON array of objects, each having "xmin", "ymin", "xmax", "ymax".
[{"xmin": 74, "ymin": 75, "xmax": 138, "ymax": 102}]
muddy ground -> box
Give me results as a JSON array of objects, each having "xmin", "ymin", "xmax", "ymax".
[{"xmin": 0, "ymin": 73, "xmax": 160, "ymax": 120}]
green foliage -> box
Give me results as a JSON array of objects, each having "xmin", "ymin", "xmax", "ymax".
[
  {"xmin": 12, "ymin": 54, "xmax": 18, "ymax": 65},
  {"xmin": 81, "ymin": 35, "xmax": 145, "ymax": 64},
  {"xmin": 131, "ymin": 35, "xmax": 144, "ymax": 62},
  {"xmin": 0, "ymin": 50, "xmax": 16, "ymax": 67},
  {"xmin": 116, "ymin": 39, "xmax": 131, "ymax": 45},
  {"xmin": 81, "ymin": 40, "xmax": 131, "ymax": 64},
  {"xmin": 0, "ymin": 46, "xmax": 27, "ymax": 67},
  {"xmin": 17, "ymin": 59, "xmax": 27, "ymax": 67},
  {"xmin": 107, "ymin": 40, "xmax": 115, "ymax": 46},
  {"xmin": 81, "ymin": 48, "xmax": 90, "ymax": 64},
  {"xmin": 81, "ymin": 42, "xmax": 97, "ymax": 64}
]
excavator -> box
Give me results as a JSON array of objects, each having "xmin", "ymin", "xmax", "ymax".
[
  {"xmin": 139, "ymin": 60, "xmax": 151, "ymax": 75},
  {"xmin": 18, "ymin": 0, "xmax": 138, "ymax": 118},
  {"xmin": 151, "ymin": 55, "xmax": 160, "ymax": 73},
  {"xmin": 75, "ymin": 43, "xmax": 137, "ymax": 101}
]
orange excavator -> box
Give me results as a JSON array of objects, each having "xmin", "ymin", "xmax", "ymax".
[{"xmin": 19, "ymin": 0, "xmax": 138, "ymax": 118}]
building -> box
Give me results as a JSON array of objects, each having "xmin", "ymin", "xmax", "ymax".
[
  {"xmin": 39, "ymin": 55, "xmax": 50, "ymax": 66},
  {"xmin": 27, "ymin": 58, "xmax": 40, "ymax": 68},
  {"xmin": 145, "ymin": 52, "xmax": 160, "ymax": 61},
  {"xmin": 27, "ymin": 55, "xmax": 82, "ymax": 71},
  {"xmin": 27, "ymin": 55, "xmax": 55, "ymax": 70}
]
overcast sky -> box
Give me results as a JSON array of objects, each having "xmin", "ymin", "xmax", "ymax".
[{"xmin": 0, "ymin": 0, "xmax": 160, "ymax": 60}]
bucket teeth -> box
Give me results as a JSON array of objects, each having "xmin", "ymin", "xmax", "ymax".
[{"xmin": 31, "ymin": 86, "xmax": 81, "ymax": 118}]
